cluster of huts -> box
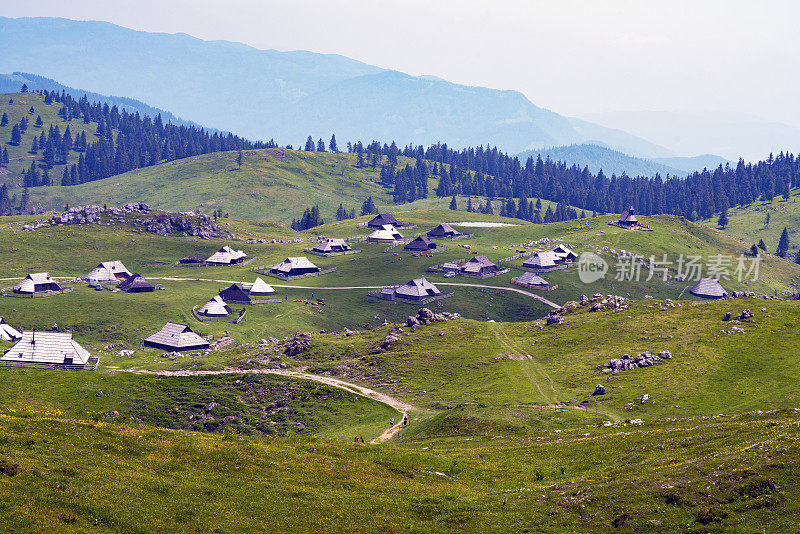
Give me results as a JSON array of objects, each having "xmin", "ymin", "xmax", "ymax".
[
  {"xmin": 523, "ymin": 244, "xmax": 577, "ymax": 271},
  {"xmin": 178, "ymin": 245, "xmax": 248, "ymax": 267},
  {"xmin": 195, "ymin": 277, "xmax": 275, "ymax": 318},
  {"xmin": 440, "ymin": 255, "xmax": 500, "ymax": 277}
]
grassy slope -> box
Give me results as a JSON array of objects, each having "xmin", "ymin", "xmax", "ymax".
[
  {"xmin": 1, "ymin": 409, "xmax": 798, "ymax": 532},
  {"xmin": 25, "ymin": 149, "xmax": 398, "ymax": 221},
  {"xmin": 701, "ymin": 190, "xmax": 800, "ymax": 255},
  {"xmin": 0, "ymin": 92, "xmax": 101, "ymax": 186},
  {"xmin": 1, "ymin": 209, "xmax": 798, "ymax": 347}
]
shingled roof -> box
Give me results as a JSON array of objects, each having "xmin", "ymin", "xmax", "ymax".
[
  {"xmin": 270, "ymin": 257, "xmax": 320, "ymax": 275},
  {"xmin": 206, "ymin": 245, "xmax": 247, "ymax": 265},
  {"xmin": 395, "ymin": 277, "xmax": 441, "ymax": 300},
  {"xmin": 87, "ymin": 261, "xmax": 132, "ymax": 282},
  {"xmin": 197, "ymin": 295, "xmax": 233, "ymax": 317},
  {"xmin": 404, "ymin": 235, "xmax": 437, "ymax": 251},
  {"xmin": 689, "ymin": 277, "xmax": 727, "ymax": 299},
  {"xmin": 619, "ymin": 206, "xmax": 639, "ymax": 225},
  {"xmin": 143, "ymin": 323, "xmax": 210, "ymax": 351},
  {"xmin": 218, "ymin": 284, "xmax": 252, "ymax": 304},
  {"xmin": 243, "ymin": 277, "xmax": 274, "ymax": 296},
  {"xmin": 0, "ymin": 317, "xmax": 22, "ymax": 342},
  {"xmin": 367, "ymin": 213, "xmax": 400, "ymax": 228},
  {"xmin": 514, "ymin": 271, "xmax": 549, "ymax": 287},
  {"xmin": 461, "ymin": 255, "xmax": 497, "ymax": 274},
  {"xmin": 427, "ymin": 223, "xmax": 461, "ymax": 238},
  {"xmin": 367, "ymin": 224, "xmax": 404, "ymax": 242},
  {"xmin": 312, "ymin": 238, "xmax": 351, "ymax": 253},
  {"xmin": 2, "ymin": 331, "xmax": 91, "ymax": 366},
  {"xmin": 13, "ymin": 273, "xmax": 62, "ymax": 294},
  {"xmin": 116, "ymin": 273, "xmax": 155, "ymax": 293},
  {"xmin": 523, "ymin": 251, "xmax": 558, "ymax": 270}
]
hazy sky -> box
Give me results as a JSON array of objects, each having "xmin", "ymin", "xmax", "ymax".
[{"xmin": 6, "ymin": 0, "xmax": 800, "ymax": 126}]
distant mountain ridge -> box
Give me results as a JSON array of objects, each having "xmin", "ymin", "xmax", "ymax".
[
  {"xmin": 518, "ymin": 144, "xmax": 731, "ymax": 177},
  {"xmin": 0, "ymin": 17, "xmax": 671, "ymax": 157}
]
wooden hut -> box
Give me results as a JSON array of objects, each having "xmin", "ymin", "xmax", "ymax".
[
  {"xmin": 394, "ymin": 277, "xmax": 441, "ymax": 301},
  {"xmin": 367, "ymin": 213, "xmax": 400, "ymax": 229},
  {"xmin": 689, "ymin": 277, "xmax": 728, "ymax": 299},
  {"xmin": 523, "ymin": 251, "xmax": 558, "ymax": 271},
  {"xmin": 460, "ymin": 255, "xmax": 498, "ymax": 276},
  {"xmin": 243, "ymin": 277, "xmax": 275, "ymax": 296},
  {"xmin": 197, "ymin": 295, "xmax": 233, "ymax": 317},
  {"xmin": 427, "ymin": 223, "xmax": 461, "ymax": 239},
  {"xmin": 13, "ymin": 273, "xmax": 62, "ymax": 295},
  {"xmin": 404, "ymin": 235, "xmax": 437, "ymax": 252},
  {"xmin": 1, "ymin": 331, "xmax": 92, "ymax": 368},
  {"xmin": 552, "ymin": 244, "xmax": 577, "ymax": 263},
  {"xmin": 86, "ymin": 261, "xmax": 132, "ymax": 282},
  {"xmin": 367, "ymin": 224, "xmax": 404, "ymax": 243},
  {"xmin": 513, "ymin": 271, "xmax": 550, "ymax": 288},
  {"xmin": 143, "ymin": 323, "xmax": 210, "ymax": 351},
  {"xmin": 618, "ymin": 206, "xmax": 639, "ymax": 228},
  {"xmin": 312, "ymin": 239, "xmax": 351, "ymax": 254},
  {"xmin": 218, "ymin": 284, "xmax": 252, "ymax": 304},
  {"xmin": 270, "ymin": 257, "xmax": 321, "ymax": 277},
  {"xmin": 0, "ymin": 317, "xmax": 22, "ymax": 342},
  {"xmin": 205, "ymin": 245, "xmax": 247, "ymax": 266},
  {"xmin": 116, "ymin": 273, "xmax": 155, "ymax": 293}
]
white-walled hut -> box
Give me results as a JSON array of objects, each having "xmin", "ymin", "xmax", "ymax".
[
  {"xmin": 205, "ymin": 245, "xmax": 247, "ymax": 266},
  {"xmin": 243, "ymin": 277, "xmax": 275, "ymax": 296},
  {"xmin": 689, "ymin": 277, "xmax": 728, "ymax": 299},
  {"xmin": 367, "ymin": 224, "xmax": 404, "ymax": 243},
  {"xmin": 312, "ymin": 239, "xmax": 351, "ymax": 254},
  {"xmin": 143, "ymin": 323, "xmax": 211, "ymax": 351},
  {"xmin": 270, "ymin": 257, "xmax": 321, "ymax": 277},
  {"xmin": 13, "ymin": 273, "xmax": 62, "ymax": 295},
  {"xmin": 0, "ymin": 317, "xmax": 22, "ymax": 342},
  {"xmin": 197, "ymin": 295, "xmax": 233, "ymax": 317},
  {"xmin": 1, "ymin": 331, "xmax": 93, "ymax": 369},
  {"xmin": 86, "ymin": 261, "xmax": 132, "ymax": 282}
]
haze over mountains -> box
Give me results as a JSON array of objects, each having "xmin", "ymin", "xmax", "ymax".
[{"xmin": 0, "ymin": 16, "xmax": 672, "ymax": 159}]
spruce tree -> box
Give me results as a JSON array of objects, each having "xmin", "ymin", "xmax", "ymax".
[
  {"xmin": 317, "ymin": 138, "xmax": 325, "ymax": 152},
  {"xmin": 449, "ymin": 196, "xmax": 457, "ymax": 210},
  {"xmin": 9, "ymin": 124, "xmax": 21, "ymax": 145},
  {"xmin": 758, "ymin": 239, "xmax": 767, "ymax": 251},
  {"xmin": 717, "ymin": 207, "xmax": 729, "ymax": 229},
  {"xmin": 777, "ymin": 227, "xmax": 790, "ymax": 258},
  {"xmin": 305, "ymin": 136, "xmax": 315, "ymax": 151},
  {"xmin": 1, "ymin": 113, "xmax": 8, "ymax": 127},
  {"xmin": 329, "ymin": 134, "xmax": 338, "ymax": 153}
]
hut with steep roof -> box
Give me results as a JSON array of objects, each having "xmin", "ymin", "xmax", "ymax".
[
  {"xmin": 86, "ymin": 261, "xmax": 132, "ymax": 282},
  {"xmin": 13, "ymin": 273, "xmax": 62, "ymax": 295},
  {"xmin": 427, "ymin": 223, "xmax": 461, "ymax": 239},
  {"xmin": 404, "ymin": 235, "xmax": 437, "ymax": 252},
  {"xmin": 512, "ymin": 271, "xmax": 550, "ymax": 288},
  {"xmin": 312, "ymin": 238, "xmax": 351, "ymax": 254},
  {"xmin": 243, "ymin": 277, "xmax": 274, "ymax": 296},
  {"xmin": 367, "ymin": 213, "xmax": 401, "ymax": 229},
  {"xmin": 197, "ymin": 295, "xmax": 233, "ymax": 317},
  {"xmin": 205, "ymin": 246, "xmax": 247, "ymax": 266},
  {"xmin": 367, "ymin": 224, "xmax": 404, "ymax": 243},
  {"xmin": 689, "ymin": 277, "xmax": 728, "ymax": 299},
  {"xmin": 618, "ymin": 206, "xmax": 639, "ymax": 228},
  {"xmin": 460, "ymin": 255, "xmax": 498, "ymax": 276},
  {"xmin": 0, "ymin": 317, "xmax": 22, "ymax": 342},
  {"xmin": 270, "ymin": 257, "xmax": 321, "ymax": 277},
  {"xmin": 218, "ymin": 284, "xmax": 252, "ymax": 304},
  {"xmin": 116, "ymin": 273, "xmax": 155, "ymax": 293},
  {"xmin": 143, "ymin": 323, "xmax": 210, "ymax": 351},
  {"xmin": 1, "ymin": 331, "xmax": 92, "ymax": 368}
]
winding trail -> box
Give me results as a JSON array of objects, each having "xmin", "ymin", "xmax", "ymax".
[
  {"xmin": 147, "ymin": 277, "xmax": 561, "ymax": 309},
  {"xmin": 119, "ymin": 367, "xmax": 412, "ymax": 444}
]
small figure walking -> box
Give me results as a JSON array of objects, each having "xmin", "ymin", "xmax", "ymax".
[
  {"xmin": 403, "ymin": 415, "xmax": 408, "ymax": 427},
  {"xmin": 390, "ymin": 417, "xmax": 394, "ymax": 428}
]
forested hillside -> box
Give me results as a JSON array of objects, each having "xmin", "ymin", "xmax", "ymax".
[{"xmin": 0, "ymin": 90, "xmax": 270, "ymax": 214}]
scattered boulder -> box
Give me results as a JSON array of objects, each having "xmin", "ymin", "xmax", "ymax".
[
  {"xmin": 592, "ymin": 384, "xmax": 606, "ymax": 396},
  {"xmin": 284, "ymin": 333, "xmax": 312, "ymax": 357},
  {"xmin": 382, "ymin": 334, "xmax": 399, "ymax": 349},
  {"xmin": 737, "ymin": 309, "xmax": 755, "ymax": 321},
  {"xmin": 546, "ymin": 314, "xmax": 563, "ymax": 326},
  {"xmin": 722, "ymin": 312, "xmax": 732, "ymax": 321}
]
